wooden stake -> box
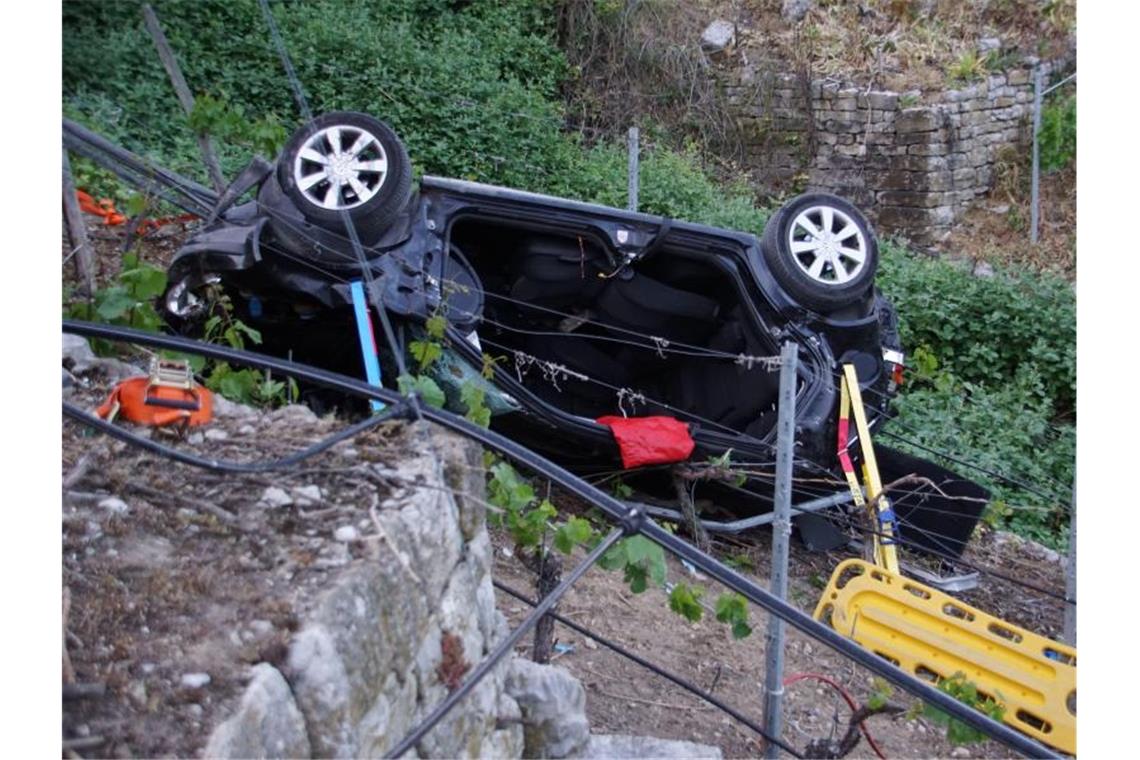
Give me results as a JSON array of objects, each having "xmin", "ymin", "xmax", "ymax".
[
  {"xmin": 62, "ymin": 148, "xmax": 95, "ymax": 295},
  {"xmin": 142, "ymin": 4, "xmax": 227, "ymax": 193}
]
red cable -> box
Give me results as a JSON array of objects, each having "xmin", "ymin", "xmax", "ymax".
[{"xmin": 783, "ymin": 672, "xmax": 888, "ymax": 760}]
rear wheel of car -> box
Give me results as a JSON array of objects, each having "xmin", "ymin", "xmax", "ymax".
[
  {"xmin": 277, "ymin": 111, "xmax": 412, "ymax": 240},
  {"xmin": 761, "ymin": 193, "xmax": 878, "ymax": 312}
]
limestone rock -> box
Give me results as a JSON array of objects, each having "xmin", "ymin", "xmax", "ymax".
[
  {"xmin": 268, "ymin": 403, "xmax": 319, "ymax": 426},
  {"xmin": 203, "ymin": 664, "xmax": 311, "ymax": 759},
  {"xmin": 260, "ymin": 487, "xmax": 293, "ymax": 509},
  {"xmin": 292, "ymin": 484, "xmax": 323, "ymax": 506},
  {"xmin": 61, "ymin": 334, "xmax": 143, "ymax": 381},
  {"xmin": 573, "ymin": 734, "xmax": 723, "ymax": 759},
  {"xmin": 213, "ymin": 394, "xmax": 258, "ymax": 419},
  {"xmin": 62, "ymin": 334, "xmax": 97, "ymax": 370},
  {"xmin": 505, "ymin": 659, "xmax": 589, "ymax": 758},
  {"xmin": 781, "ymin": 0, "xmax": 813, "ymax": 23},
  {"xmin": 976, "ymin": 36, "xmax": 1002, "ymax": 55},
  {"xmin": 700, "ymin": 20, "xmax": 735, "ymax": 54}
]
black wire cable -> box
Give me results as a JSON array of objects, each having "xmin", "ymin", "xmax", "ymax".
[
  {"xmin": 493, "ymin": 579, "xmax": 804, "ymax": 758},
  {"xmin": 63, "ymin": 401, "xmax": 408, "ymax": 473}
]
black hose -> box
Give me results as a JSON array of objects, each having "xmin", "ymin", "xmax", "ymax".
[{"xmin": 63, "ymin": 401, "xmax": 409, "ymax": 473}]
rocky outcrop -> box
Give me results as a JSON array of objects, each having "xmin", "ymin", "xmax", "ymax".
[
  {"xmin": 505, "ymin": 658, "xmax": 591, "ymax": 758},
  {"xmin": 204, "ymin": 423, "xmax": 524, "ymax": 759}
]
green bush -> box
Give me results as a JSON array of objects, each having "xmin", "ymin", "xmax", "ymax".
[
  {"xmin": 1039, "ymin": 91, "xmax": 1076, "ymax": 173},
  {"xmin": 877, "ymin": 243, "xmax": 1075, "ymax": 546},
  {"xmin": 877, "ymin": 242, "xmax": 1075, "ymax": 415},
  {"xmin": 890, "ymin": 367, "xmax": 1074, "ymax": 548}
]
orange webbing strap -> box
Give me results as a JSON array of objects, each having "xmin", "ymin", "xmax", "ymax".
[
  {"xmin": 837, "ymin": 365, "xmax": 899, "ymax": 573},
  {"xmin": 95, "ymin": 365, "xmax": 213, "ymax": 430},
  {"xmin": 75, "ymin": 189, "xmax": 198, "ymax": 233}
]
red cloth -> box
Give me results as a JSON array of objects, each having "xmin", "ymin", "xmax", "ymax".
[{"xmin": 596, "ymin": 415, "xmax": 695, "ymax": 469}]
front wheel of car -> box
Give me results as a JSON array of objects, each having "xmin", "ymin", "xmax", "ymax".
[
  {"xmin": 277, "ymin": 111, "xmax": 412, "ymax": 240},
  {"xmin": 761, "ymin": 193, "xmax": 879, "ymax": 312}
]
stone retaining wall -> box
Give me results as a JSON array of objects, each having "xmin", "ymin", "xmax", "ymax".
[{"xmin": 723, "ymin": 54, "xmax": 1073, "ymax": 243}]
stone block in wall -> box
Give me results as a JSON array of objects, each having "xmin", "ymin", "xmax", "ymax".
[
  {"xmin": 865, "ymin": 132, "xmax": 896, "ymax": 146},
  {"xmin": 964, "ymin": 109, "xmax": 991, "ymax": 126},
  {"xmin": 896, "ymin": 107, "xmax": 941, "ymax": 133},
  {"xmin": 896, "ymin": 131, "xmax": 939, "ymax": 146},
  {"xmin": 987, "ymin": 74, "xmax": 1008, "ymax": 89},
  {"xmin": 878, "ymin": 204, "xmax": 954, "ymax": 229},
  {"xmin": 1001, "ymin": 126, "xmax": 1025, "ymax": 142},
  {"xmin": 1008, "ymin": 67, "xmax": 1031, "ymax": 85},
  {"xmin": 858, "ymin": 91, "xmax": 899, "ymax": 110},
  {"xmin": 948, "ymin": 152, "xmax": 972, "ymax": 169},
  {"xmin": 835, "ymin": 97, "xmax": 857, "ymax": 111},
  {"xmin": 878, "ymin": 190, "xmax": 946, "ymax": 208},
  {"xmin": 901, "ymin": 154, "xmax": 949, "ymax": 171},
  {"xmin": 813, "ymin": 153, "xmax": 865, "ymax": 170},
  {"xmin": 506, "ymin": 660, "xmax": 590, "ymax": 759},
  {"xmin": 865, "ymin": 170, "xmax": 919, "ymax": 191},
  {"xmin": 820, "ymin": 119, "xmax": 865, "ymax": 134},
  {"xmin": 994, "ymin": 96, "xmax": 1017, "ymax": 108},
  {"xmin": 954, "ymin": 124, "xmax": 977, "ymax": 140},
  {"xmin": 907, "ymin": 142, "xmax": 949, "ymax": 156},
  {"xmin": 952, "ymin": 167, "xmax": 978, "ymax": 184},
  {"xmin": 814, "ymin": 109, "xmax": 856, "ymax": 123},
  {"xmin": 205, "ymin": 664, "xmax": 312, "ymax": 759}
]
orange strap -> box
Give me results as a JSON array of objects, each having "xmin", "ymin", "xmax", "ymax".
[
  {"xmin": 75, "ymin": 189, "xmax": 198, "ymax": 233},
  {"xmin": 96, "ymin": 376, "xmax": 214, "ymax": 428}
]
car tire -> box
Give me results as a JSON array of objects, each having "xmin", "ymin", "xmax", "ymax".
[
  {"xmin": 277, "ymin": 111, "xmax": 412, "ymax": 241},
  {"xmin": 761, "ymin": 193, "xmax": 879, "ymax": 312}
]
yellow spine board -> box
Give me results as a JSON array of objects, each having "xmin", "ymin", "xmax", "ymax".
[
  {"xmin": 839, "ymin": 365, "xmax": 899, "ymax": 573},
  {"xmin": 814, "ymin": 559, "xmax": 1076, "ymax": 755}
]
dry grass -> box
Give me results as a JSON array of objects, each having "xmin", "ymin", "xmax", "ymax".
[{"xmin": 734, "ymin": 0, "xmax": 1075, "ymax": 93}]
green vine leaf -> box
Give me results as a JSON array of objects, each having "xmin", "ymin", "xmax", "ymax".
[
  {"xmin": 397, "ymin": 373, "xmax": 446, "ymax": 408},
  {"xmin": 553, "ymin": 516, "xmax": 594, "ymax": 554},
  {"xmin": 410, "ymin": 339, "xmax": 443, "ymax": 371},
  {"xmin": 425, "ymin": 313, "xmax": 447, "ymax": 340},
  {"xmin": 669, "ymin": 583, "xmax": 704, "ymax": 622},
  {"xmin": 714, "ymin": 592, "xmax": 752, "ymax": 639}
]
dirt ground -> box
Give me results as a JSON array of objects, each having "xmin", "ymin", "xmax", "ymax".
[
  {"xmin": 935, "ymin": 165, "xmax": 1076, "ymax": 279},
  {"xmin": 493, "ymin": 515, "xmax": 1069, "ymax": 760}
]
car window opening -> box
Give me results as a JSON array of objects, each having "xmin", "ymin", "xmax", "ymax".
[{"xmin": 450, "ymin": 217, "xmax": 784, "ymax": 441}]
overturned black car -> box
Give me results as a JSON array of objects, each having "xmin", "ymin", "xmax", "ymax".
[{"xmin": 158, "ymin": 111, "xmax": 985, "ymax": 555}]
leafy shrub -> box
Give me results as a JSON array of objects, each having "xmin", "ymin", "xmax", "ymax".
[
  {"xmin": 877, "ymin": 243, "xmax": 1075, "ymax": 546},
  {"xmin": 1039, "ymin": 91, "xmax": 1076, "ymax": 173},
  {"xmin": 890, "ymin": 367, "xmax": 1074, "ymax": 547},
  {"xmin": 877, "ymin": 242, "xmax": 1075, "ymax": 415}
]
